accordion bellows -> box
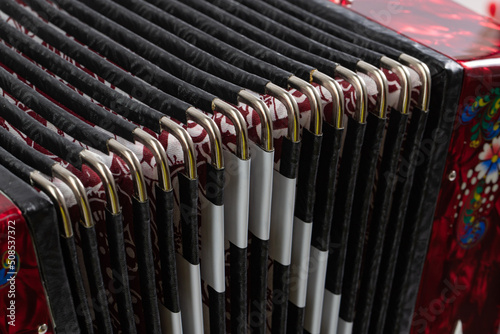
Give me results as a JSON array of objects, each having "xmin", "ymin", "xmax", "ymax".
[{"xmin": 0, "ymin": 0, "xmax": 497, "ymax": 333}]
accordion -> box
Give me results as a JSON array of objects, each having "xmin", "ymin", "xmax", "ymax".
[{"xmin": 0, "ymin": 0, "xmax": 498, "ymax": 333}]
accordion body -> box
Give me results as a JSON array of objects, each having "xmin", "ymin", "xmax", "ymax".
[
  {"xmin": 349, "ymin": 0, "xmax": 500, "ymax": 333},
  {"xmin": 0, "ymin": 0, "xmax": 498, "ymax": 334}
]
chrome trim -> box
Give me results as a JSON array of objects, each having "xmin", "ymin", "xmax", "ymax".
[
  {"xmin": 237, "ymin": 90, "xmax": 274, "ymax": 152},
  {"xmin": 30, "ymin": 171, "xmax": 73, "ymax": 238},
  {"xmin": 265, "ymin": 82, "xmax": 301, "ymax": 142},
  {"xmin": 52, "ymin": 164, "xmax": 93, "ymax": 228},
  {"xmin": 186, "ymin": 107, "xmax": 224, "ymax": 169},
  {"xmin": 108, "ymin": 139, "xmax": 147, "ymax": 203},
  {"xmin": 335, "ymin": 66, "xmax": 368, "ymax": 123},
  {"xmin": 398, "ymin": 54, "xmax": 431, "ymax": 112},
  {"xmin": 357, "ymin": 61, "xmax": 388, "ymax": 119},
  {"xmin": 133, "ymin": 128, "xmax": 172, "ymax": 192},
  {"xmin": 312, "ymin": 71, "xmax": 345, "ymax": 129},
  {"xmin": 160, "ymin": 116, "xmax": 198, "ymax": 179},
  {"xmin": 80, "ymin": 149, "xmax": 120, "ymax": 214},
  {"xmin": 288, "ymin": 75, "xmax": 323, "ymax": 134},
  {"xmin": 212, "ymin": 98, "xmax": 249, "ymax": 160},
  {"xmin": 380, "ymin": 56, "xmax": 411, "ymax": 114}
]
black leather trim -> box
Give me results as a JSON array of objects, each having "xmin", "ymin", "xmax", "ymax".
[
  {"xmin": 145, "ymin": 0, "xmax": 319, "ymax": 82},
  {"xmin": 312, "ymin": 124, "xmax": 343, "ymax": 252},
  {"xmin": 208, "ymin": 285, "xmax": 226, "ymax": 334},
  {"xmin": 77, "ymin": 0, "xmax": 271, "ymax": 95},
  {"xmin": 0, "ymin": 165, "xmax": 80, "ymax": 333},
  {"xmin": 22, "ymin": 0, "xmax": 216, "ymax": 114},
  {"xmin": 325, "ymin": 117, "xmax": 366, "ymax": 295},
  {"xmin": 273, "ymin": 0, "xmax": 402, "ymax": 62},
  {"xmin": 0, "ymin": 126, "xmax": 55, "ymax": 178},
  {"xmin": 206, "ymin": 164, "xmax": 224, "ymax": 206},
  {"xmin": 47, "ymin": 0, "xmax": 247, "ymax": 106},
  {"xmin": 60, "ymin": 236, "xmax": 94, "ymax": 334},
  {"xmin": 181, "ymin": 0, "xmax": 341, "ymax": 74},
  {"xmin": 248, "ymin": 233, "xmax": 269, "ymax": 334},
  {"xmin": 0, "ymin": 0, "xmax": 189, "ymax": 124},
  {"xmin": 229, "ymin": 242, "xmax": 247, "ymax": 334},
  {"xmin": 0, "ymin": 146, "xmax": 36, "ymax": 184},
  {"xmin": 155, "ymin": 186, "xmax": 180, "ymax": 313},
  {"xmin": 272, "ymin": 261, "xmax": 290, "ymax": 334},
  {"xmin": 178, "ymin": 173, "xmax": 200, "ymax": 265},
  {"xmin": 132, "ymin": 197, "xmax": 161, "ymax": 333},
  {"xmin": 0, "ymin": 64, "xmax": 112, "ymax": 154},
  {"xmin": 0, "ymin": 42, "xmax": 137, "ymax": 142},
  {"xmin": 0, "ymin": 20, "xmax": 186, "ymax": 133},
  {"xmin": 0, "ymin": 90, "xmax": 84, "ymax": 170},
  {"xmin": 104, "ymin": 209, "xmax": 136, "ymax": 333},
  {"xmin": 210, "ymin": 0, "xmax": 362, "ymax": 71},
  {"xmin": 279, "ymin": 137, "xmax": 301, "ymax": 180},
  {"xmin": 339, "ymin": 113, "xmax": 386, "ymax": 322},
  {"xmin": 239, "ymin": 0, "xmax": 384, "ymax": 66},
  {"xmin": 79, "ymin": 225, "xmax": 113, "ymax": 333},
  {"xmin": 286, "ymin": 301, "xmax": 304, "ymax": 333},
  {"xmin": 294, "ymin": 129, "xmax": 322, "ymax": 223},
  {"xmin": 113, "ymin": 0, "xmax": 301, "ymax": 87},
  {"xmin": 370, "ymin": 109, "xmax": 427, "ymax": 333},
  {"xmin": 353, "ymin": 109, "xmax": 408, "ymax": 334}
]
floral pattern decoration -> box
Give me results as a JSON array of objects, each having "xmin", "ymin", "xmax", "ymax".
[
  {"xmin": 475, "ymin": 136, "xmax": 500, "ymax": 184},
  {"xmin": 456, "ymin": 89, "xmax": 500, "ymax": 249},
  {"xmin": 460, "ymin": 88, "xmax": 500, "ymax": 148}
]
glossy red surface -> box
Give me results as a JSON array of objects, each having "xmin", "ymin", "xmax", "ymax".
[
  {"xmin": 0, "ymin": 192, "xmax": 52, "ymax": 333},
  {"xmin": 344, "ymin": 0, "xmax": 500, "ymax": 333},
  {"xmin": 413, "ymin": 61, "xmax": 500, "ymax": 334},
  {"xmin": 349, "ymin": 0, "xmax": 500, "ymax": 61}
]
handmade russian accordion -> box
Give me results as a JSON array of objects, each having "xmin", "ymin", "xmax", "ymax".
[{"xmin": 0, "ymin": 0, "xmax": 498, "ymax": 333}]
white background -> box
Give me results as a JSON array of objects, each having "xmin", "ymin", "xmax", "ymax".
[{"xmin": 454, "ymin": 0, "xmax": 492, "ymax": 17}]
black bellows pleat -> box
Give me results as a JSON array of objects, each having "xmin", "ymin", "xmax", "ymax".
[
  {"xmin": 209, "ymin": 285, "xmax": 227, "ymax": 334},
  {"xmin": 271, "ymin": 137, "xmax": 301, "ymax": 333},
  {"xmin": 325, "ymin": 118, "xmax": 366, "ymax": 296},
  {"xmin": 205, "ymin": 164, "xmax": 226, "ymax": 334},
  {"xmin": 279, "ymin": 138, "xmax": 301, "ymax": 181},
  {"xmin": 229, "ymin": 242, "xmax": 248, "ymax": 333},
  {"xmin": 354, "ymin": 109, "xmax": 409, "ymax": 334},
  {"xmin": 272, "ymin": 261, "xmax": 290, "ymax": 334},
  {"xmin": 294, "ymin": 130, "xmax": 323, "ymax": 224},
  {"xmin": 131, "ymin": 198, "xmax": 162, "ymax": 333},
  {"xmin": 340, "ymin": 113, "xmax": 386, "ymax": 324},
  {"xmin": 79, "ymin": 226, "xmax": 114, "ymax": 333},
  {"xmin": 178, "ymin": 174, "xmax": 200, "ymax": 267},
  {"xmin": 145, "ymin": 0, "xmax": 317, "ymax": 83},
  {"xmin": 75, "ymin": 0, "xmax": 272, "ymax": 95},
  {"xmin": 311, "ymin": 124, "xmax": 344, "ymax": 253},
  {"xmin": 288, "ymin": 128, "xmax": 323, "ymax": 332},
  {"xmin": 0, "ymin": 0, "xmax": 189, "ymax": 123},
  {"xmin": 156, "ymin": 186, "xmax": 181, "ymax": 314},
  {"xmin": 248, "ymin": 235, "xmax": 269, "ymax": 333},
  {"xmin": 60, "ymin": 237, "xmax": 94, "ymax": 334},
  {"xmin": 369, "ymin": 108, "xmax": 428, "ymax": 333},
  {"xmin": 104, "ymin": 209, "xmax": 137, "ymax": 333}
]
